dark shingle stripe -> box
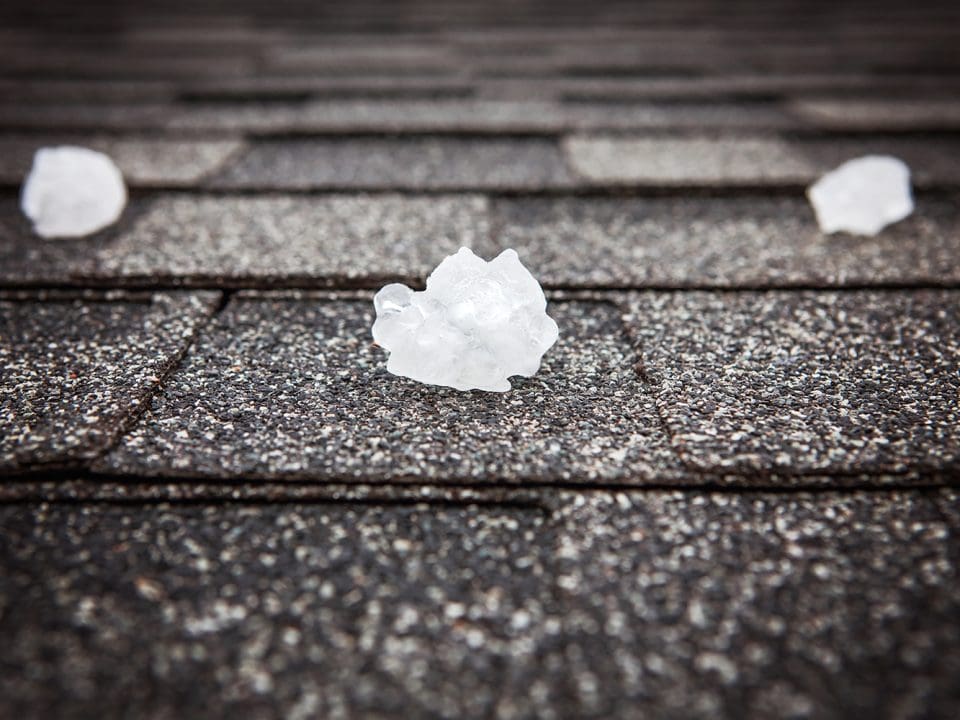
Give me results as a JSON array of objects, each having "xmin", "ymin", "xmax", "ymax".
[
  {"xmin": 210, "ymin": 138, "xmax": 575, "ymax": 191},
  {"xmin": 166, "ymin": 100, "xmax": 796, "ymax": 134}
]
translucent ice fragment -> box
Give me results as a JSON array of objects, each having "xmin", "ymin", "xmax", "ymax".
[
  {"xmin": 372, "ymin": 247, "xmax": 559, "ymax": 392},
  {"xmin": 806, "ymin": 155, "xmax": 913, "ymax": 236},
  {"xmin": 20, "ymin": 146, "xmax": 127, "ymax": 238}
]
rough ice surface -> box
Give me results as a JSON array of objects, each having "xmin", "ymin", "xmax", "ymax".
[
  {"xmin": 20, "ymin": 146, "xmax": 127, "ymax": 238},
  {"xmin": 806, "ymin": 155, "xmax": 913, "ymax": 236},
  {"xmin": 372, "ymin": 247, "xmax": 559, "ymax": 392}
]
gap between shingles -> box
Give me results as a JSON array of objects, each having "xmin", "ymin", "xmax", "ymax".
[{"xmin": 83, "ymin": 290, "xmax": 233, "ymax": 466}]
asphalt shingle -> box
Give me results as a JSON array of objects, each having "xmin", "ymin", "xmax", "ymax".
[
  {"xmin": 210, "ymin": 138, "xmax": 575, "ymax": 191},
  {"xmin": 98, "ymin": 297, "xmax": 681, "ymax": 482},
  {"xmin": 564, "ymin": 136, "xmax": 816, "ymax": 186},
  {"xmin": 564, "ymin": 135, "xmax": 960, "ymax": 187},
  {"xmin": 551, "ymin": 489, "xmax": 960, "ymax": 719},
  {"xmin": 625, "ymin": 290, "xmax": 960, "ymax": 477},
  {"xmin": 0, "ymin": 291, "xmax": 220, "ymax": 472},
  {"xmin": 0, "ymin": 136, "xmax": 245, "ymax": 188},
  {"xmin": 791, "ymin": 99, "xmax": 960, "ymax": 131},
  {"xmin": 96, "ymin": 193, "xmax": 493, "ymax": 287},
  {"xmin": 492, "ymin": 195, "xmax": 960, "ymax": 288},
  {"xmin": 0, "ymin": 502, "xmax": 561, "ymax": 720},
  {"xmin": 1, "ymin": 489, "xmax": 957, "ymax": 719}
]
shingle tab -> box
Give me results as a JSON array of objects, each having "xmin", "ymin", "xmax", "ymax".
[
  {"xmin": 167, "ymin": 100, "xmax": 568, "ymax": 133},
  {"xmin": 564, "ymin": 136, "xmax": 816, "ymax": 186},
  {"xmin": 565, "ymin": 134, "xmax": 960, "ymax": 187},
  {"xmin": 625, "ymin": 290, "xmax": 960, "ymax": 476},
  {"xmin": 211, "ymin": 138, "xmax": 575, "ymax": 190},
  {"xmin": 167, "ymin": 99, "xmax": 796, "ymax": 134},
  {"xmin": 98, "ymin": 298, "xmax": 681, "ymax": 483},
  {"xmin": 97, "ymin": 193, "xmax": 494, "ymax": 285},
  {"xmin": 791, "ymin": 99, "xmax": 960, "ymax": 131},
  {"xmin": 0, "ymin": 136, "xmax": 245, "ymax": 187},
  {"xmin": 0, "ymin": 291, "xmax": 220, "ymax": 471},
  {"xmin": 0, "ymin": 103, "xmax": 171, "ymax": 131},
  {"xmin": 492, "ymin": 195, "xmax": 960, "ymax": 288}
]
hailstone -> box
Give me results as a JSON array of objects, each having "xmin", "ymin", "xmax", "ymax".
[
  {"xmin": 20, "ymin": 146, "xmax": 127, "ymax": 238},
  {"xmin": 806, "ymin": 155, "xmax": 913, "ymax": 236},
  {"xmin": 372, "ymin": 247, "xmax": 559, "ymax": 392}
]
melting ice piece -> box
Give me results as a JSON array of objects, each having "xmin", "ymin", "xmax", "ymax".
[
  {"xmin": 372, "ymin": 247, "xmax": 559, "ymax": 392},
  {"xmin": 806, "ymin": 155, "xmax": 913, "ymax": 236},
  {"xmin": 20, "ymin": 146, "xmax": 127, "ymax": 238}
]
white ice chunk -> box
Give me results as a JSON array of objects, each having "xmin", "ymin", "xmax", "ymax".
[
  {"xmin": 806, "ymin": 155, "xmax": 913, "ymax": 236},
  {"xmin": 372, "ymin": 247, "xmax": 559, "ymax": 392},
  {"xmin": 20, "ymin": 146, "xmax": 127, "ymax": 238}
]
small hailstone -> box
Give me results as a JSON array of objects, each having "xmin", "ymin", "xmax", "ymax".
[
  {"xmin": 806, "ymin": 155, "xmax": 913, "ymax": 236},
  {"xmin": 372, "ymin": 247, "xmax": 559, "ymax": 392},
  {"xmin": 20, "ymin": 146, "xmax": 127, "ymax": 238}
]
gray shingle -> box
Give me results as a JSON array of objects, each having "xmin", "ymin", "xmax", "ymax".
[
  {"xmin": 167, "ymin": 99, "xmax": 797, "ymax": 134},
  {"xmin": 482, "ymin": 74, "xmax": 960, "ymax": 102},
  {"xmin": 0, "ymin": 103, "xmax": 171, "ymax": 131},
  {"xmin": 564, "ymin": 136, "xmax": 816, "ymax": 186},
  {"xmin": 564, "ymin": 135, "xmax": 960, "ymax": 187},
  {"xmin": 0, "ymin": 291, "xmax": 220, "ymax": 471},
  {"xmin": 0, "ymin": 136, "xmax": 245, "ymax": 187},
  {"xmin": 791, "ymin": 99, "xmax": 960, "ymax": 131},
  {"xmin": 180, "ymin": 74, "xmax": 474, "ymax": 100},
  {"xmin": 625, "ymin": 290, "xmax": 960, "ymax": 476},
  {"xmin": 0, "ymin": 79, "xmax": 176, "ymax": 102},
  {"xmin": 0, "ymin": 199, "xmax": 102, "ymax": 284},
  {"xmin": 166, "ymin": 100, "xmax": 568, "ymax": 133},
  {"xmin": 211, "ymin": 138, "xmax": 575, "ymax": 190},
  {"xmin": 97, "ymin": 297, "xmax": 681, "ymax": 483},
  {"xmin": 492, "ymin": 195, "xmax": 960, "ymax": 288},
  {"xmin": 798, "ymin": 137, "xmax": 960, "ymax": 186},
  {"xmin": 97, "ymin": 193, "xmax": 494, "ymax": 286}
]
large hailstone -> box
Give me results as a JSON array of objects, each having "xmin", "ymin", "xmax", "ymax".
[
  {"xmin": 806, "ymin": 155, "xmax": 913, "ymax": 236},
  {"xmin": 372, "ymin": 247, "xmax": 559, "ymax": 392},
  {"xmin": 20, "ymin": 146, "xmax": 127, "ymax": 238}
]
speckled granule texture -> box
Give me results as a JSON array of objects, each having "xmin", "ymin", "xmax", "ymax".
[
  {"xmin": 98, "ymin": 194, "xmax": 494, "ymax": 284},
  {"xmin": 0, "ymin": 490, "xmax": 957, "ymax": 719},
  {"xmin": 3, "ymin": 0, "xmax": 960, "ymax": 716},
  {"xmin": 210, "ymin": 138, "xmax": 577, "ymax": 191},
  {"xmin": 549, "ymin": 490, "xmax": 960, "ymax": 719},
  {"xmin": 0, "ymin": 502, "xmax": 563, "ymax": 720},
  {"xmin": 625, "ymin": 291, "xmax": 960, "ymax": 475},
  {"xmin": 0, "ymin": 291, "xmax": 220, "ymax": 470},
  {"xmin": 492, "ymin": 196, "xmax": 960, "ymax": 288},
  {"xmin": 97, "ymin": 297, "xmax": 682, "ymax": 482}
]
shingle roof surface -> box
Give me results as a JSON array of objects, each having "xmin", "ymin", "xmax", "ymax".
[{"xmin": 1, "ymin": 1, "xmax": 959, "ymax": 717}]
